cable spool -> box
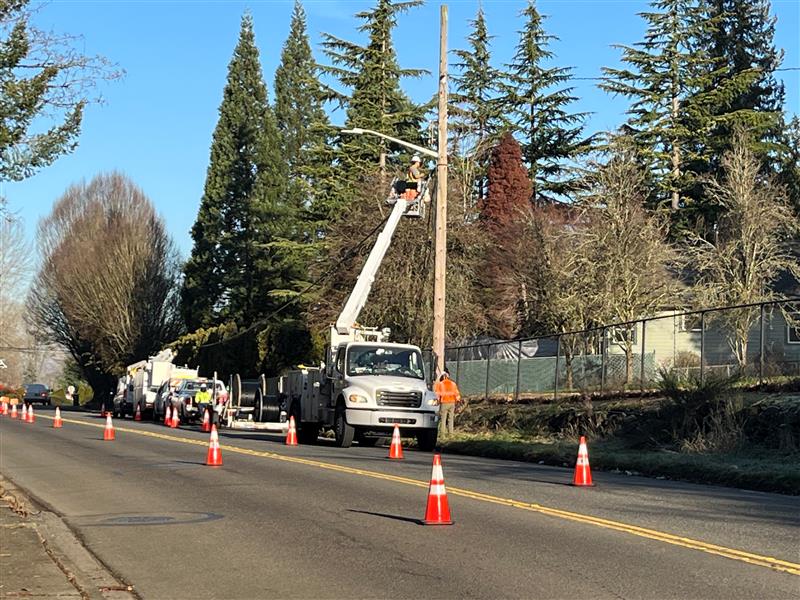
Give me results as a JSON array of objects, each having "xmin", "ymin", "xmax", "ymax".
[
  {"xmin": 254, "ymin": 375, "xmax": 281, "ymax": 423},
  {"xmin": 231, "ymin": 374, "xmax": 262, "ymax": 416}
]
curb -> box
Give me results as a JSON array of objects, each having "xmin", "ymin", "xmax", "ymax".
[{"xmin": 0, "ymin": 475, "xmax": 138, "ymax": 600}]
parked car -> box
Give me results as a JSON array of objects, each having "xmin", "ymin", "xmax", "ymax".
[
  {"xmin": 111, "ymin": 377, "xmax": 129, "ymax": 418},
  {"xmin": 153, "ymin": 378, "xmax": 227, "ymax": 423},
  {"xmin": 23, "ymin": 383, "xmax": 51, "ymax": 406}
]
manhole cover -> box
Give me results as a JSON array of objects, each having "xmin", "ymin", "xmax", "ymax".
[{"xmin": 75, "ymin": 512, "xmax": 223, "ymax": 527}]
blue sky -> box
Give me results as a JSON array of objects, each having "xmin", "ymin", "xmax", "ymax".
[{"xmin": 7, "ymin": 0, "xmax": 799, "ymax": 255}]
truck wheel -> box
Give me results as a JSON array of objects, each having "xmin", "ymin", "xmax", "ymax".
[
  {"xmin": 416, "ymin": 429, "xmax": 438, "ymax": 452},
  {"xmin": 334, "ymin": 405, "xmax": 354, "ymax": 448}
]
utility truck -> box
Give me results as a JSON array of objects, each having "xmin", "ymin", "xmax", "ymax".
[
  {"xmin": 226, "ymin": 183, "xmax": 440, "ymax": 449},
  {"xmin": 126, "ymin": 350, "xmax": 197, "ymax": 418}
]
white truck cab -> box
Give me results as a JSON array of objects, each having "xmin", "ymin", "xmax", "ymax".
[{"xmin": 325, "ymin": 339, "xmax": 439, "ymax": 449}]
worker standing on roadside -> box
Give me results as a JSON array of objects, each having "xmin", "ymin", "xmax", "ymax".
[
  {"xmin": 405, "ymin": 155, "xmax": 423, "ymax": 199},
  {"xmin": 195, "ymin": 383, "xmax": 211, "ymax": 415},
  {"xmin": 433, "ymin": 370, "xmax": 461, "ymax": 437}
]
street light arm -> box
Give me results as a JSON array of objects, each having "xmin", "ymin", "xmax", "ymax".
[{"xmin": 340, "ymin": 128, "xmax": 438, "ymax": 159}]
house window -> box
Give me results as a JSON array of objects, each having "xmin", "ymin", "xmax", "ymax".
[
  {"xmin": 680, "ymin": 313, "xmax": 703, "ymax": 332},
  {"xmin": 609, "ymin": 325, "xmax": 637, "ymax": 345},
  {"xmin": 788, "ymin": 312, "xmax": 800, "ymax": 344}
]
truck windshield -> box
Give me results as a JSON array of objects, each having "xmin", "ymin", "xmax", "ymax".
[{"xmin": 347, "ymin": 346, "xmax": 425, "ymax": 380}]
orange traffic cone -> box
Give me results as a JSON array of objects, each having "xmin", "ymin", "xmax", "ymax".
[
  {"xmin": 53, "ymin": 406, "xmax": 63, "ymax": 428},
  {"xmin": 200, "ymin": 407, "xmax": 211, "ymax": 433},
  {"xmin": 27, "ymin": 405, "xmax": 35, "ymax": 424},
  {"xmin": 572, "ymin": 436, "xmax": 594, "ymax": 487},
  {"xmin": 164, "ymin": 405, "xmax": 172, "ymax": 426},
  {"xmin": 134, "ymin": 403, "xmax": 142, "ymax": 421},
  {"xmin": 205, "ymin": 424, "xmax": 222, "ymax": 466},
  {"xmin": 1, "ymin": 402, "xmax": 7, "ymax": 416},
  {"xmin": 10, "ymin": 403, "xmax": 18, "ymax": 419},
  {"xmin": 423, "ymin": 453, "xmax": 453, "ymax": 526},
  {"xmin": 285, "ymin": 415, "xmax": 298, "ymax": 446},
  {"xmin": 101, "ymin": 403, "xmax": 106, "ymax": 417},
  {"xmin": 21, "ymin": 403, "xmax": 27, "ymax": 422},
  {"xmin": 170, "ymin": 406, "xmax": 180, "ymax": 428},
  {"xmin": 103, "ymin": 414, "xmax": 115, "ymax": 441},
  {"xmin": 388, "ymin": 424, "xmax": 404, "ymax": 459}
]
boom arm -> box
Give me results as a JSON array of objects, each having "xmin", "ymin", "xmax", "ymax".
[{"xmin": 335, "ymin": 199, "xmax": 409, "ymax": 335}]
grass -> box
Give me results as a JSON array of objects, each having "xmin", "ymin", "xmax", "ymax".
[
  {"xmin": 439, "ymin": 433, "xmax": 800, "ymax": 495},
  {"xmin": 438, "ymin": 392, "xmax": 800, "ymax": 495}
]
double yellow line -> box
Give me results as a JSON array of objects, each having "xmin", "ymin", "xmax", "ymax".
[{"xmin": 37, "ymin": 414, "xmax": 800, "ymax": 576}]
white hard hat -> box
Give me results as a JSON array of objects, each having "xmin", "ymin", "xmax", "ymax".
[{"xmin": 411, "ymin": 155, "xmax": 421, "ymax": 163}]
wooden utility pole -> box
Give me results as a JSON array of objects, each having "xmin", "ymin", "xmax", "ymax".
[{"xmin": 433, "ymin": 5, "xmax": 448, "ymax": 376}]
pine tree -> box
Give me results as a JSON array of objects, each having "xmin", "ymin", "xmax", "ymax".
[
  {"xmin": 451, "ymin": 6, "xmax": 505, "ymax": 205},
  {"xmin": 700, "ymin": 0, "xmax": 786, "ymax": 170},
  {"xmin": 321, "ymin": 0, "xmax": 426, "ymax": 186},
  {"xmin": 181, "ymin": 13, "xmax": 288, "ymax": 331},
  {"xmin": 500, "ymin": 1, "xmax": 592, "ymax": 204},
  {"xmin": 601, "ymin": 0, "xmax": 753, "ymax": 228}
]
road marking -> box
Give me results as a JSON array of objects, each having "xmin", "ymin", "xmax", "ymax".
[{"xmin": 36, "ymin": 414, "xmax": 800, "ymax": 576}]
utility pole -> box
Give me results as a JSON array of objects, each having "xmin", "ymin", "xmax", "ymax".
[{"xmin": 433, "ymin": 5, "xmax": 448, "ymax": 376}]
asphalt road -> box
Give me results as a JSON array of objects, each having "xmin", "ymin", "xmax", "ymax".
[{"xmin": 1, "ymin": 408, "xmax": 798, "ymax": 599}]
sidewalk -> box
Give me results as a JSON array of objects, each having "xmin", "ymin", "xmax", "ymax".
[{"xmin": 0, "ymin": 477, "xmax": 136, "ymax": 599}]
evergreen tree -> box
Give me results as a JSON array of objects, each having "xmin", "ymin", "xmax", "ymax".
[
  {"xmin": 480, "ymin": 133, "xmax": 534, "ymax": 338},
  {"xmin": 274, "ymin": 0, "xmax": 328, "ymax": 181},
  {"xmin": 0, "ymin": 0, "xmax": 118, "ymax": 182},
  {"xmin": 500, "ymin": 1, "xmax": 592, "ymax": 204},
  {"xmin": 481, "ymin": 133, "xmax": 532, "ymax": 230},
  {"xmin": 777, "ymin": 116, "xmax": 800, "ymax": 217},
  {"xmin": 182, "ymin": 14, "xmax": 289, "ymax": 331},
  {"xmin": 700, "ymin": 0, "xmax": 785, "ymax": 170},
  {"xmin": 273, "ymin": 0, "xmax": 335, "ymax": 241},
  {"xmin": 451, "ymin": 6, "xmax": 505, "ymax": 205},
  {"xmin": 321, "ymin": 0, "xmax": 426, "ymax": 186},
  {"xmin": 601, "ymin": 0, "xmax": 754, "ymax": 229}
]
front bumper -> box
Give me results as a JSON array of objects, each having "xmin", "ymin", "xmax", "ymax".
[{"xmin": 345, "ymin": 407, "xmax": 438, "ymax": 429}]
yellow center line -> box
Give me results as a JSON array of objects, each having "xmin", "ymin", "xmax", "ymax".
[{"xmin": 33, "ymin": 414, "xmax": 800, "ymax": 576}]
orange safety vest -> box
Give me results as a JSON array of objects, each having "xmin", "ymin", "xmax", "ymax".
[{"xmin": 433, "ymin": 378, "xmax": 460, "ymax": 404}]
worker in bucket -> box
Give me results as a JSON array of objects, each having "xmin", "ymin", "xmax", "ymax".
[
  {"xmin": 404, "ymin": 155, "xmax": 423, "ymax": 200},
  {"xmin": 433, "ymin": 370, "xmax": 461, "ymax": 437}
]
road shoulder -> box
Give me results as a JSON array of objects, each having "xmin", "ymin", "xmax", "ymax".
[{"xmin": 0, "ymin": 476, "xmax": 137, "ymax": 600}]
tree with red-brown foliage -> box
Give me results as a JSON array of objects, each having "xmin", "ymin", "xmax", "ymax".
[
  {"xmin": 481, "ymin": 132, "xmax": 532, "ymax": 231},
  {"xmin": 481, "ymin": 133, "xmax": 533, "ymax": 337}
]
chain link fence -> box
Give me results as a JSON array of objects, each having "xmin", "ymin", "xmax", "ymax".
[{"xmin": 444, "ymin": 298, "xmax": 800, "ymax": 400}]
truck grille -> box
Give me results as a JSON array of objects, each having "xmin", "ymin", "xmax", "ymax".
[{"xmin": 376, "ymin": 390, "xmax": 422, "ymax": 408}]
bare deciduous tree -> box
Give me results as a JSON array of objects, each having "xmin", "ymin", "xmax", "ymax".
[
  {"xmin": 686, "ymin": 128, "xmax": 800, "ymax": 369},
  {"xmin": 27, "ymin": 173, "xmax": 183, "ymax": 400},
  {"xmin": 493, "ymin": 204, "xmax": 595, "ymax": 388},
  {"xmin": 582, "ymin": 142, "xmax": 678, "ymax": 383},
  {"xmin": 308, "ymin": 174, "xmax": 486, "ymax": 350},
  {"xmin": 1, "ymin": 0, "xmax": 122, "ymax": 182},
  {"xmin": 0, "ymin": 216, "xmax": 32, "ymax": 385}
]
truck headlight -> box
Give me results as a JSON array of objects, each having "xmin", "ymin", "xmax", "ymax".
[
  {"xmin": 348, "ymin": 394, "xmax": 368, "ymax": 404},
  {"xmin": 426, "ymin": 395, "xmax": 439, "ymax": 406}
]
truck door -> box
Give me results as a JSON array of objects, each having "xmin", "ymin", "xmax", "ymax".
[{"xmin": 332, "ymin": 347, "xmax": 346, "ymax": 405}]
